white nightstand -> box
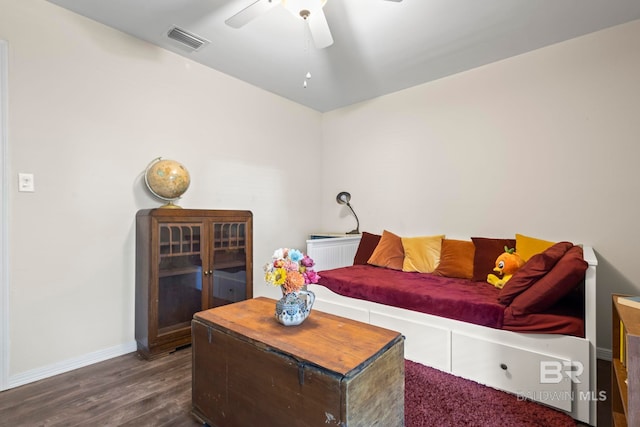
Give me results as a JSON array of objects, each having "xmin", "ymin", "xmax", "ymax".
[{"xmin": 306, "ymin": 234, "xmax": 362, "ymax": 271}]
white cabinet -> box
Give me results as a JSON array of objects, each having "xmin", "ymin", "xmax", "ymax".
[{"xmin": 306, "ymin": 235, "xmax": 361, "ymax": 271}]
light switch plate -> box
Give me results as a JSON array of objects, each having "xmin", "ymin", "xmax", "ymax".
[{"xmin": 18, "ymin": 173, "xmax": 35, "ymax": 192}]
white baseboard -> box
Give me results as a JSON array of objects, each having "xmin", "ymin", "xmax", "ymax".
[
  {"xmin": 5, "ymin": 340, "xmax": 137, "ymax": 390},
  {"xmin": 597, "ymin": 346, "xmax": 612, "ymax": 361}
]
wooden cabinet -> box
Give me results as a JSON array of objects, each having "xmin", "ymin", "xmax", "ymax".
[
  {"xmin": 612, "ymin": 294, "xmax": 640, "ymax": 427},
  {"xmin": 135, "ymin": 208, "xmax": 252, "ymax": 359}
]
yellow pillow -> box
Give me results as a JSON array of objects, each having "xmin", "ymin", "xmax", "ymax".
[
  {"xmin": 516, "ymin": 233, "xmax": 555, "ymax": 262},
  {"xmin": 401, "ymin": 235, "xmax": 445, "ymax": 273}
]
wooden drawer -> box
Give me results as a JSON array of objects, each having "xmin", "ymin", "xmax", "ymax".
[{"xmin": 451, "ymin": 333, "xmax": 573, "ymax": 412}]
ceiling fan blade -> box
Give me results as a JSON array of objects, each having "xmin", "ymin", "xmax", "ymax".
[
  {"xmin": 225, "ymin": 0, "xmax": 281, "ymax": 28},
  {"xmin": 308, "ymin": 9, "xmax": 333, "ymax": 49}
]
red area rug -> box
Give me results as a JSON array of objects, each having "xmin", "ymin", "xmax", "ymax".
[{"xmin": 404, "ymin": 360, "xmax": 576, "ymax": 426}]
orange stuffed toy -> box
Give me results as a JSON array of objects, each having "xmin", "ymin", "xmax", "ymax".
[{"xmin": 487, "ymin": 246, "xmax": 525, "ymax": 289}]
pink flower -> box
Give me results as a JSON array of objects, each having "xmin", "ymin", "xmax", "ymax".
[
  {"xmin": 303, "ymin": 270, "xmax": 320, "ymax": 284},
  {"xmin": 301, "ymin": 256, "xmax": 315, "ymax": 268},
  {"xmin": 283, "ymin": 259, "xmax": 298, "ymax": 272}
]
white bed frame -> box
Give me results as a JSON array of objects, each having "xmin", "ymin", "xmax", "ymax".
[{"xmin": 307, "ymin": 236, "xmax": 598, "ymax": 426}]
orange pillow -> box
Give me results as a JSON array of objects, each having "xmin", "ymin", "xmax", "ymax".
[
  {"xmin": 367, "ymin": 230, "xmax": 404, "ymax": 270},
  {"xmin": 432, "ymin": 239, "xmax": 475, "ymax": 280}
]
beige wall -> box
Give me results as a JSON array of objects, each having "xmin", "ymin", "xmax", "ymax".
[
  {"xmin": 321, "ymin": 19, "xmax": 640, "ymax": 352},
  {"xmin": 1, "ymin": 0, "xmax": 322, "ymax": 381},
  {"xmin": 2, "ymin": 0, "xmax": 638, "ymax": 385}
]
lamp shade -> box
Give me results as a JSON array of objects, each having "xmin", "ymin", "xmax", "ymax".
[{"xmin": 336, "ymin": 191, "xmax": 351, "ymax": 205}]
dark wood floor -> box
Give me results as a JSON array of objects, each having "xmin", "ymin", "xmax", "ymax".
[
  {"xmin": 0, "ymin": 348, "xmax": 612, "ymax": 427},
  {"xmin": 0, "ymin": 347, "xmax": 201, "ymax": 427},
  {"xmin": 583, "ymin": 358, "xmax": 612, "ymax": 427}
]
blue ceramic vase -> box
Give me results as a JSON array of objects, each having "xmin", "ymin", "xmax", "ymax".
[{"xmin": 275, "ymin": 289, "xmax": 315, "ymax": 326}]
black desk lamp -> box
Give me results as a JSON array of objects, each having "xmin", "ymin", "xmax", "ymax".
[{"xmin": 336, "ymin": 191, "xmax": 360, "ymax": 234}]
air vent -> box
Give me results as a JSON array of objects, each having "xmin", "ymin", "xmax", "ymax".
[{"xmin": 167, "ymin": 26, "xmax": 209, "ymax": 51}]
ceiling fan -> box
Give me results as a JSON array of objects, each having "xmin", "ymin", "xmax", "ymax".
[{"xmin": 225, "ymin": 0, "xmax": 403, "ymax": 49}]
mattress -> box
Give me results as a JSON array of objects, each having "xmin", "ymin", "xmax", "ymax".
[{"xmin": 317, "ymin": 264, "xmax": 583, "ymax": 337}]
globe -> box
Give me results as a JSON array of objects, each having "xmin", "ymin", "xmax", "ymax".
[{"xmin": 144, "ymin": 158, "xmax": 190, "ymax": 208}]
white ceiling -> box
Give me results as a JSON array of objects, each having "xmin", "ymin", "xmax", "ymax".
[{"xmin": 47, "ymin": 0, "xmax": 640, "ymax": 112}]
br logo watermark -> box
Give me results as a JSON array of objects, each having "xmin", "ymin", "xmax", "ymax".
[
  {"xmin": 516, "ymin": 361, "xmax": 607, "ymax": 403},
  {"xmin": 540, "ymin": 361, "xmax": 584, "ymax": 384}
]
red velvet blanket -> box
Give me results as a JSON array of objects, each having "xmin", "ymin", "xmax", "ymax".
[{"xmin": 318, "ymin": 265, "xmax": 505, "ymax": 328}]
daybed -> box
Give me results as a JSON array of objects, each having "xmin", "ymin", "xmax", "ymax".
[{"xmin": 306, "ymin": 232, "xmax": 598, "ymax": 426}]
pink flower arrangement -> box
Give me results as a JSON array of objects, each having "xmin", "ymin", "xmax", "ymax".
[{"xmin": 264, "ymin": 248, "xmax": 320, "ymax": 294}]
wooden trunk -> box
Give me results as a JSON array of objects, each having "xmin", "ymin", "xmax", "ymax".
[{"xmin": 192, "ymin": 297, "xmax": 404, "ymax": 427}]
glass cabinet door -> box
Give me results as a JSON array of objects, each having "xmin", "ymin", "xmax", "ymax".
[
  {"xmin": 210, "ymin": 221, "xmax": 248, "ymax": 307},
  {"xmin": 157, "ymin": 223, "xmax": 203, "ymax": 335}
]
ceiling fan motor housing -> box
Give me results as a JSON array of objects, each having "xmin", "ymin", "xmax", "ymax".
[{"xmin": 283, "ymin": 0, "xmax": 328, "ymax": 17}]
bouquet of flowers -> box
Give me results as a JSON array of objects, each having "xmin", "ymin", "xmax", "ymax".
[{"xmin": 264, "ymin": 248, "xmax": 320, "ymax": 294}]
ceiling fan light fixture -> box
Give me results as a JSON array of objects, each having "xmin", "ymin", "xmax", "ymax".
[{"xmin": 282, "ymin": 0, "xmax": 327, "ymax": 18}]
